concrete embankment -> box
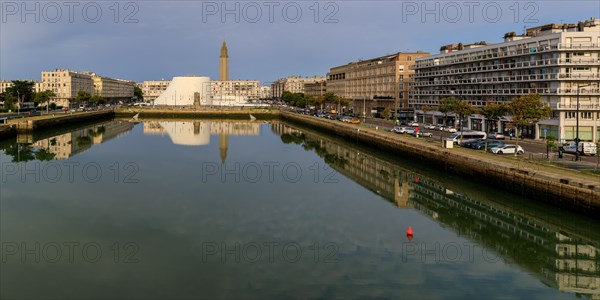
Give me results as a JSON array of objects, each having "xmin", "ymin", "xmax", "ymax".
[
  {"xmin": 115, "ymin": 108, "xmax": 280, "ymax": 120},
  {"xmin": 12, "ymin": 111, "xmax": 114, "ymax": 133},
  {"xmin": 0, "ymin": 124, "xmax": 16, "ymax": 139},
  {"xmin": 280, "ymin": 111, "xmax": 600, "ymax": 216}
]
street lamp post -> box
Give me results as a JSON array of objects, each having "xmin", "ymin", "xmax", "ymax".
[{"xmin": 576, "ymin": 83, "xmax": 580, "ymax": 162}]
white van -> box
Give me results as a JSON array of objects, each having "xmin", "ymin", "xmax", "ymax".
[
  {"xmin": 448, "ymin": 131, "xmax": 487, "ymax": 144},
  {"xmin": 562, "ymin": 141, "xmax": 597, "ymax": 156}
]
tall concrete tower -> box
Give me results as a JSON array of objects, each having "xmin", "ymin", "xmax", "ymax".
[{"xmin": 220, "ymin": 41, "xmax": 229, "ymax": 81}]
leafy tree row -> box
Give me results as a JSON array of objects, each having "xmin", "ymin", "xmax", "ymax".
[
  {"xmin": 0, "ymin": 80, "xmax": 110, "ymax": 110},
  {"xmin": 424, "ymin": 94, "xmax": 552, "ymax": 154}
]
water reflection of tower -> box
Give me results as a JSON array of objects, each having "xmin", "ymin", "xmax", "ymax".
[{"xmin": 219, "ymin": 133, "xmax": 228, "ymax": 164}]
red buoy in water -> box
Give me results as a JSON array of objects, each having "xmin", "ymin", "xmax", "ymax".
[{"xmin": 407, "ymin": 226, "xmax": 414, "ymax": 236}]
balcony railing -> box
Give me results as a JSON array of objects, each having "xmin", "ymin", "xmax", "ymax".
[
  {"xmin": 412, "ymin": 43, "xmax": 599, "ymax": 69},
  {"xmin": 410, "ymin": 73, "xmax": 600, "ymax": 87}
]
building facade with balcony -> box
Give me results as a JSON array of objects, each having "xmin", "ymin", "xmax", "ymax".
[
  {"xmin": 211, "ymin": 80, "xmax": 260, "ymax": 101},
  {"xmin": 303, "ymin": 80, "xmax": 326, "ymax": 99},
  {"xmin": 139, "ymin": 80, "xmax": 170, "ymax": 102},
  {"xmin": 410, "ymin": 18, "xmax": 600, "ymax": 142},
  {"xmin": 327, "ymin": 51, "xmax": 429, "ymax": 119},
  {"xmin": 40, "ymin": 69, "xmax": 95, "ymax": 107},
  {"xmin": 271, "ymin": 76, "xmax": 326, "ymax": 98},
  {"xmin": 92, "ymin": 75, "xmax": 135, "ymax": 102}
]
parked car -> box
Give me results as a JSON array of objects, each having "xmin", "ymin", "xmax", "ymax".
[
  {"xmin": 472, "ymin": 140, "xmax": 505, "ymax": 150},
  {"xmin": 561, "ymin": 141, "xmax": 597, "ymax": 156},
  {"xmin": 488, "ymin": 144, "xmax": 524, "ymax": 155},
  {"xmin": 408, "ymin": 122, "xmax": 420, "ymax": 127},
  {"xmin": 340, "ymin": 116, "xmax": 352, "ymax": 123},
  {"xmin": 391, "ymin": 126, "xmax": 414, "ymax": 134},
  {"xmin": 348, "ymin": 118, "xmax": 361, "ymax": 124},
  {"xmin": 461, "ymin": 139, "xmax": 485, "ymax": 148},
  {"xmin": 425, "ymin": 124, "xmax": 436, "ymax": 130},
  {"xmin": 414, "ymin": 131, "xmax": 433, "ymax": 137},
  {"xmin": 434, "ymin": 125, "xmax": 445, "ymax": 131},
  {"xmin": 444, "ymin": 127, "xmax": 457, "ymax": 133},
  {"xmin": 488, "ymin": 132, "xmax": 505, "ymax": 140}
]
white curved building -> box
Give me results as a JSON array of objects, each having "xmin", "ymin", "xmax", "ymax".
[
  {"xmin": 158, "ymin": 121, "xmax": 211, "ymax": 146},
  {"xmin": 154, "ymin": 76, "xmax": 212, "ymax": 106}
]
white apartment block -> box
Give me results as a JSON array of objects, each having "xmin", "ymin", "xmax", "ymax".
[
  {"xmin": 211, "ymin": 80, "xmax": 260, "ymax": 100},
  {"xmin": 259, "ymin": 86, "xmax": 272, "ymax": 99},
  {"xmin": 410, "ymin": 18, "xmax": 600, "ymax": 142},
  {"xmin": 40, "ymin": 69, "xmax": 94, "ymax": 107},
  {"xmin": 92, "ymin": 75, "xmax": 135, "ymax": 101},
  {"xmin": 139, "ymin": 80, "xmax": 170, "ymax": 102},
  {"xmin": 271, "ymin": 76, "xmax": 326, "ymax": 98}
]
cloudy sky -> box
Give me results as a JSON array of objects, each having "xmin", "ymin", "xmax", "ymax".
[{"xmin": 1, "ymin": 1, "xmax": 598, "ymax": 84}]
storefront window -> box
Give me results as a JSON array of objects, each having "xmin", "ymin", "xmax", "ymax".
[{"xmin": 565, "ymin": 126, "xmax": 593, "ymax": 141}]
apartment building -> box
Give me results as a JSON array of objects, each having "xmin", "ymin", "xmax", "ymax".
[
  {"xmin": 40, "ymin": 69, "xmax": 94, "ymax": 107},
  {"xmin": 304, "ymin": 80, "xmax": 326, "ymax": 99},
  {"xmin": 259, "ymin": 86, "xmax": 272, "ymax": 99},
  {"xmin": 139, "ymin": 80, "xmax": 170, "ymax": 102},
  {"xmin": 410, "ymin": 18, "xmax": 600, "ymax": 142},
  {"xmin": 271, "ymin": 76, "xmax": 326, "ymax": 98},
  {"xmin": 211, "ymin": 80, "xmax": 260, "ymax": 101},
  {"xmin": 92, "ymin": 75, "xmax": 135, "ymax": 101},
  {"xmin": 327, "ymin": 51, "xmax": 429, "ymax": 118}
]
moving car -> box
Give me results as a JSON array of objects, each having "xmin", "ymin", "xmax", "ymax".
[{"xmin": 488, "ymin": 144, "xmax": 524, "ymax": 155}]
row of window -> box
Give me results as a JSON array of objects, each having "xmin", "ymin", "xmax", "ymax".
[{"xmin": 564, "ymin": 111, "xmax": 600, "ymax": 119}]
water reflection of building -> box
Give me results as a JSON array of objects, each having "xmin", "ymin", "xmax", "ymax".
[
  {"xmin": 409, "ymin": 169, "xmax": 600, "ymax": 299},
  {"xmin": 31, "ymin": 121, "xmax": 134, "ymax": 160},
  {"xmin": 143, "ymin": 121, "xmax": 260, "ymax": 163},
  {"xmin": 272, "ymin": 123, "xmax": 414, "ymax": 208},
  {"xmin": 273, "ymin": 123, "xmax": 600, "ymax": 299}
]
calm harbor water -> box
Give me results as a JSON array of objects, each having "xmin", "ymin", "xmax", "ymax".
[{"xmin": 1, "ymin": 119, "xmax": 599, "ymax": 300}]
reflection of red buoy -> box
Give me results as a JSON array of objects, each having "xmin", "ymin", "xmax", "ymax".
[{"xmin": 407, "ymin": 234, "xmax": 413, "ymax": 241}]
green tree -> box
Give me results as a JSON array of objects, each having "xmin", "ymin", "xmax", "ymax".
[
  {"xmin": 76, "ymin": 91, "xmax": 92, "ymax": 105},
  {"xmin": 89, "ymin": 95, "xmax": 105, "ymax": 106},
  {"xmin": 34, "ymin": 90, "xmax": 57, "ymax": 112},
  {"xmin": 423, "ymin": 105, "xmax": 437, "ymax": 125},
  {"xmin": 506, "ymin": 94, "xmax": 552, "ymax": 156},
  {"xmin": 5, "ymin": 80, "xmax": 35, "ymax": 111},
  {"xmin": 454, "ymin": 101, "xmax": 476, "ymax": 144},
  {"xmin": 134, "ymin": 86, "xmax": 143, "ymax": 100},
  {"xmin": 480, "ymin": 102, "xmax": 507, "ymax": 133},
  {"xmin": 438, "ymin": 97, "xmax": 459, "ymax": 126},
  {"xmin": 382, "ymin": 107, "xmax": 391, "ymax": 120},
  {"xmin": 323, "ymin": 92, "xmax": 337, "ymax": 105}
]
